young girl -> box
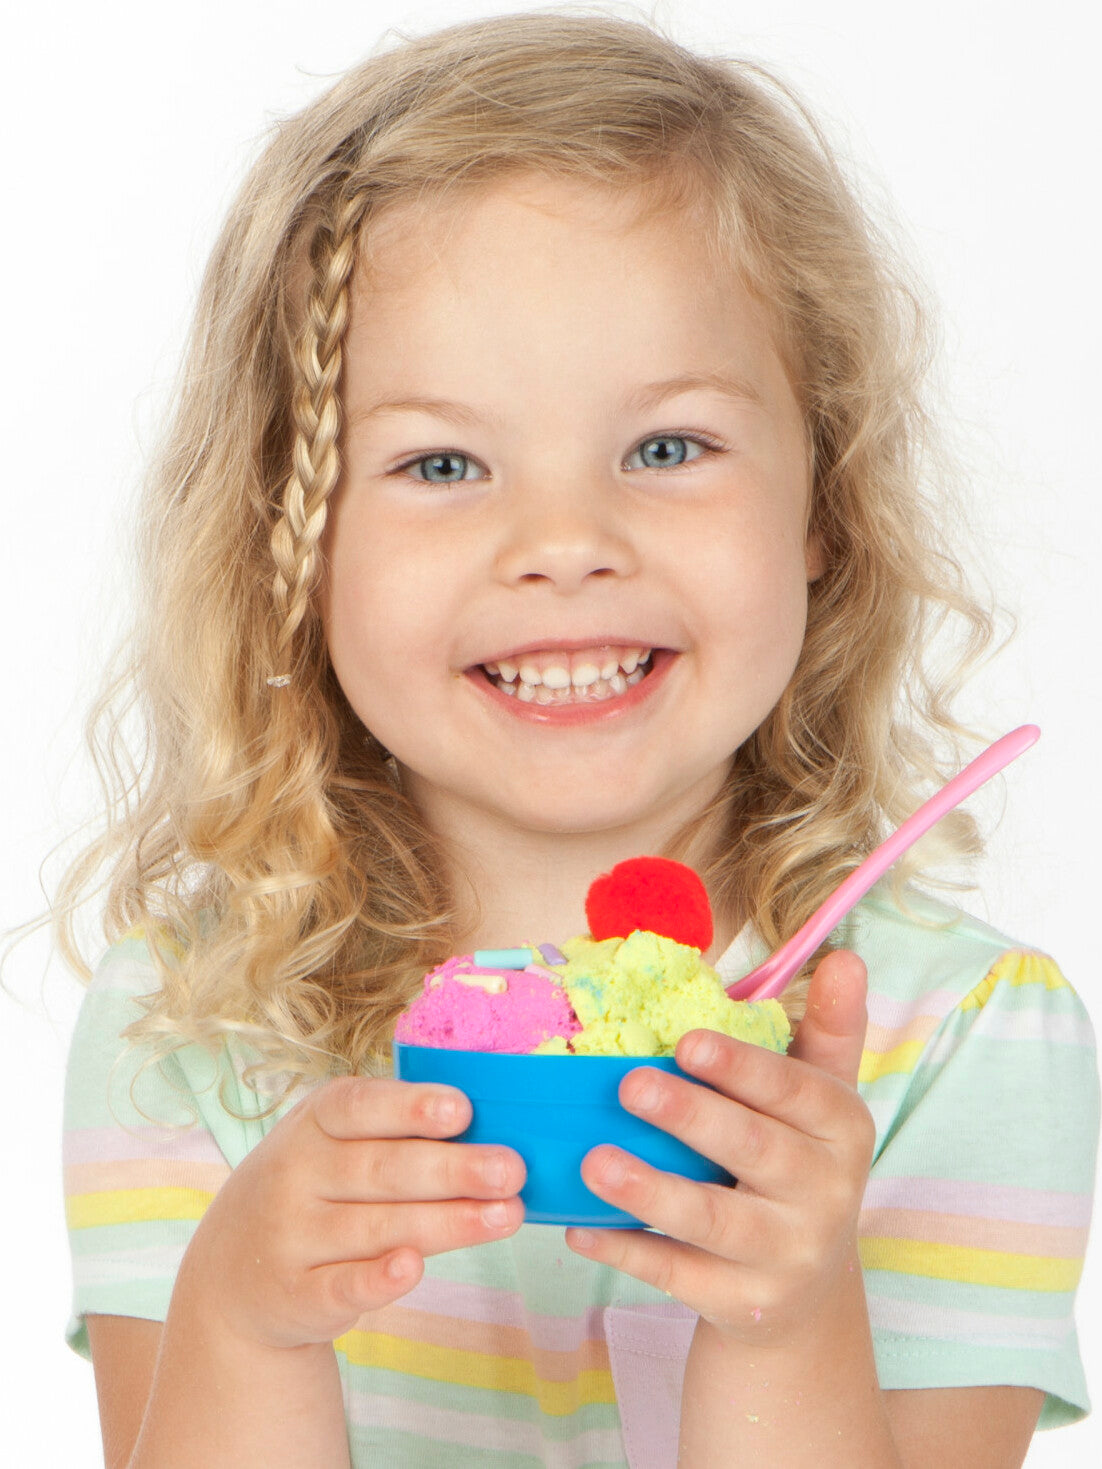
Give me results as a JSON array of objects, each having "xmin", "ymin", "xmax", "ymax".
[{"xmin": 55, "ymin": 11, "xmax": 1097, "ymax": 1467}]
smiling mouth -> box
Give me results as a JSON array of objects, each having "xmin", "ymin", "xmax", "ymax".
[{"xmin": 476, "ymin": 645, "xmax": 656, "ymax": 706}]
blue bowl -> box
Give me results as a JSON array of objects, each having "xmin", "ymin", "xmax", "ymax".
[{"xmin": 392, "ymin": 1043, "xmax": 732, "ymax": 1228}]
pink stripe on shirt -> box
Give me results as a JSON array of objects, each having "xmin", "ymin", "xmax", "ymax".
[{"xmin": 862, "ymin": 1175, "xmax": 1094, "ymax": 1227}]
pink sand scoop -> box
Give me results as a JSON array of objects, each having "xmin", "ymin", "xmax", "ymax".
[{"xmin": 726, "ymin": 724, "xmax": 1041, "ymax": 1003}]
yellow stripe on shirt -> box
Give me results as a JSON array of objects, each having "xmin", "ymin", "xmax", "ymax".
[
  {"xmin": 66, "ymin": 1186, "xmax": 214, "ymax": 1230},
  {"xmin": 860, "ymin": 1235, "xmax": 1083, "ymax": 1292},
  {"xmin": 962, "ymin": 951, "xmax": 1067, "ymax": 1012},
  {"xmin": 859, "ymin": 1039, "xmax": 926, "ymax": 1083},
  {"xmin": 334, "ymin": 1329, "xmax": 617, "ymax": 1415}
]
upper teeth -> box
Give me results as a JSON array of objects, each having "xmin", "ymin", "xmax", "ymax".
[{"xmin": 483, "ymin": 646, "xmax": 652, "ymax": 689}]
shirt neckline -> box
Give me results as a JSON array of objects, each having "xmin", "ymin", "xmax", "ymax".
[{"xmin": 710, "ymin": 920, "xmax": 771, "ymax": 987}]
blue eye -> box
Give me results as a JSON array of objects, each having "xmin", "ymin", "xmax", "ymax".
[
  {"xmin": 393, "ymin": 432, "xmax": 720, "ymax": 484},
  {"xmin": 401, "ymin": 452, "xmax": 480, "ymax": 484},
  {"xmin": 626, "ymin": 434, "xmax": 712, "ymax": 470}
]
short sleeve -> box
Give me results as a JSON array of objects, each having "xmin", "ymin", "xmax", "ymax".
[
  {"xmin": 859, "ymin": 950, "xmax": 1099, "ymax": 1427},
  {"xmin": 61, "ymin": 932, "xmax": 235, "ymax": 1359}
]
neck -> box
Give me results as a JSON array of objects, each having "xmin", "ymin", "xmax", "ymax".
[{"xmin": 404, "ymin": 771, "xmax": 742, "ymax": 966}]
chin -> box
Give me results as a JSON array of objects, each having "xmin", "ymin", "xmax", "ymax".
[{"xmin": 482, "ymin": 780, "xmax": 677, "ymax": 838}]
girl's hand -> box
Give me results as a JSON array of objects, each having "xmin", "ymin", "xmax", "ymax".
[
  {"xmin": 565, "ymin": 949, "xmax": 874, "ymax": 1345},
  {"xmin": 177, "ymin": 1076, "xmax": 526, "ymax": 1351}
]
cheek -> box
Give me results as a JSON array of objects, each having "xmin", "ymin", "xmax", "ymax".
[
  {"xmin": 330, "ymin": 491, "xmax": 478, "ymax": 610},
  {"xmin": 322, "ymin": 507, "xmax": 411, "ymax": 688},
  {"xmin": 690, "ymin": 500, "xmax": 811, "ymax": 679},
  {"xmin": 321, "ymin": 499, "xmax": 472, "ymax": 737},
  {"xmin": 691, "ymin": 491, "xmax": 810, "ymax": 604}
]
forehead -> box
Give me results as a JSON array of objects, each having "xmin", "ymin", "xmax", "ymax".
[
  {"xmin": 344, "ymin": 174, "xmax": 790, "ymax": 386},
  {"xmin": 356, "ymin": 172, "xmax": 726, "ymax": 296}
]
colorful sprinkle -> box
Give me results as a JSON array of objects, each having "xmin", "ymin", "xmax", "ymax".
[{"xmin": 473, "ymin": 948, "xmax": 534, "ymax": 969}]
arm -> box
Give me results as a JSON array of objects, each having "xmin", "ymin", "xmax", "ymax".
[
  {"xmin": 569, "ymin": 943, "xmax": 1085, "ymax": 1466},
  {"xmin": 65, "ymin": 940, "xmax": 526, "ymax": 1463},
  {"xmin": 884, "ymin": 1386, "xmax": 1043, "ymax": 1467},
  {"xmin": 87, "ymin": 1312, "xmax": 350, "ymax": 1469},
  {"xmin": 68, "ymin": 943, "xmax": 347, "ymax": 1467},
  {"xmin": 83, "ymin": 1075, "xmax": 526, "ymax": 1468},
  {"xmin": 87, "ymin": 1317, "xmax": 160, "ymax": 1469},
  {"xmin": 676, "ymin": 1282, "xmax": 1043, "ymax": 1467},
  {"xmin": 568, "ymin": 950, "xmax": 906, "ymax": 1463},
  {"xmin": 677, "ymin": 1246, "xmax": 901, "ymax": 1466},
  {"xmin": 668, "ymin": 976, "xmax": 911, "ymax": 1469}
]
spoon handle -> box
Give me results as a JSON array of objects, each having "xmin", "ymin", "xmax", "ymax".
[{"xmin": 725, "ymin": 724, "xmax": 1041, "ymax": 1003}]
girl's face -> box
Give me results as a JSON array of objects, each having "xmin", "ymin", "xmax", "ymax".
[{"xmin": 320, "ymin": 175, "xmax": 820, "ymax": 845}]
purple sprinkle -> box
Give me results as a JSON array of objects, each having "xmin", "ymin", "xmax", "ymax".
[{"xmin": 539, "ymin": 943, "xmax": 566, "ymax": 966}]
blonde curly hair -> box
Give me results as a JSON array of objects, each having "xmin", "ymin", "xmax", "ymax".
[{"xmin": 45, "ymin": 7, "xmax": 996, "ymax": 1113}]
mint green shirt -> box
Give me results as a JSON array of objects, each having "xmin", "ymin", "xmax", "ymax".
[{"xmin": 63, "ymin": 885, "xmax": 1098, "ymax": 1466}]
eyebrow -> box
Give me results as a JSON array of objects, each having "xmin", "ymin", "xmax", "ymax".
[{"xmin": 348, "ymin": 370, "xmax": 765, "ymax": 430}]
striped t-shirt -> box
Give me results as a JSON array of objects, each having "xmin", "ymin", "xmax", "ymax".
[{"xmin": 62, "ymin": 884, "xmax": 1098, "ymax": 1467}]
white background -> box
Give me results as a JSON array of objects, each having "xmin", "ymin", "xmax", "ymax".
[{"xmin": 2, "ymin": 1, "xmax": 1099, "ymax": 1463}]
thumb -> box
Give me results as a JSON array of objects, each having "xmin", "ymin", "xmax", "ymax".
[{"xmin": 789, "ymin": 948, "xmax": 868, "ymax": 1089}]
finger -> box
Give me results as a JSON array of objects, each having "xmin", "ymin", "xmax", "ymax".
[
  {"xmin": 565, "ymin": 1222, "xmax": 755, "ymax": 1325},
  {"xmin": 312, "ymin": 1075, "xmax": 472, "ymax": 1141},
  {"xmin": 320, "ymin": 1135, "xmax": 527, "ymax": 1205},
  {"xmin": 617, "ymin": 1065, "xmax": 804, "ymax": 1196},
  {"xmin": 311, "ymin": 1247, "xmax": 428, "ymax": 1319},
  {"xmin": 578, "ymin": 1141, "xmax": 775, "ymax": 1263},
  {"xmin": 673, "ymin": 1027, "xmax": 860, "ymax": 1142},
  {"xmin": 789, "ymin": 949, "xmax": 868, "ymax": 1087},
  {"xmin": 311, "ymin": 1192, "xmax": 526, "ymax": 1268}
]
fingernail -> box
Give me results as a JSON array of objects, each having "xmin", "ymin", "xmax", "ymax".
[
  {"xmin": 482, "ymin": 1200, "xmax": 511, "ymax": 1228},
  {"xmin": 631, "ymin": 1079, "xmax": 662, "ymax": 1113},
  {"xmin": 599, "ymin": 1149, "xmax": 627, "ymax": 1185},
  {"xmin": 571, "ymin": 1229, "xmax": 597, "ymax": 1250},
  {"xmin": 483, "ymin": 1152, "xmax": 508, "ymax": 1188},
  {"xmin": 686, "ymin": 1035, "xmax": 716, "ymax": 1068},
  {"xmin": 432, "ymin": 1092, "xmax": 460, "ymax": 1125}
]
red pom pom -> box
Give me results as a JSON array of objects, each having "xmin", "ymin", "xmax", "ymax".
[{"xmin": 585, "ymin": 856, "xmax": 713, "ymax": 951}]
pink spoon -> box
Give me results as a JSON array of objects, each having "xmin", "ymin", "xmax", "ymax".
[{"xmin": 725, "ymin": 724, "xmax": 1041, "ymax": 1003}]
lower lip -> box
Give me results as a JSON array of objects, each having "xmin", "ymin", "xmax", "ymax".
[{"xmin": 466, "ymin": 650, "xmax": 678, "ymax": 726}]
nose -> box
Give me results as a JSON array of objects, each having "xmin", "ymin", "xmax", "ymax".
[{"xmin": 492, "ymin": 480, "xmax": 639, "ymax": 592}]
